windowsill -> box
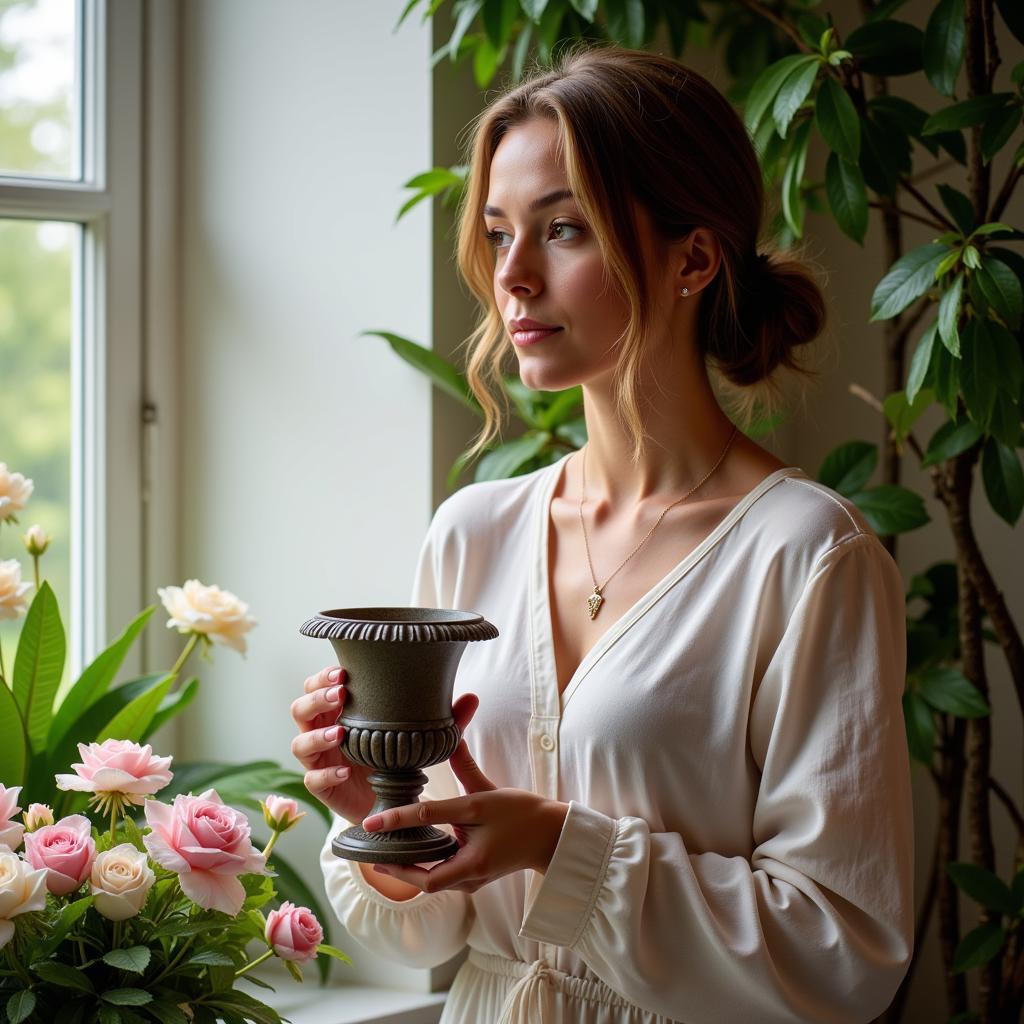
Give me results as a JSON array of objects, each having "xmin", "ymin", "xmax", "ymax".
[
  {"xmin": 269, "ymin": 984, "xmax": 446, "ymax": 1024},
  {"xmin": 258, "ymin": 973, "xmax": 446, "ymax": 1024}
]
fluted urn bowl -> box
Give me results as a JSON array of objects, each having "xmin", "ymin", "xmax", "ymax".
[{"xmin": 299, "ymin": 607, "xmax": 498, "ymax": 865}]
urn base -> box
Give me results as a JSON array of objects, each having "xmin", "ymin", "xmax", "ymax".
[{"xmin": 332, "ymin": 825, "xmax": 459, "ymax": 864}]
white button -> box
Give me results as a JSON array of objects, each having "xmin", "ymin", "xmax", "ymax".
[{"xmin": 539, "ymin": 733, "xmax": 555, "ymax": 751}]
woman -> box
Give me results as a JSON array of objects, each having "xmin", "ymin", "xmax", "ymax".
[{"xmin": 290, "ymin": 45, "xmax": 913, "ymax": 1023}]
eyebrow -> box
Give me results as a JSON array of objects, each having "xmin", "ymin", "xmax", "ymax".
[{"xmin": 483, "ymin": 189, "xmax": 576, "ymax": 217}]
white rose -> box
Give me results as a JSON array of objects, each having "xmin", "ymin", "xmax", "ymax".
[
  {"xmin": 157, "ymin": 579, "xmax": 256, "ymax": 654},
  {"xmin": 90, "ymin": 843, "xmax": 155, "ymax": 921},
  {"xmin": 0, "ymin": 464, "xmax": 33, "ymax": 523},
  {"xmin": 0, "ymin": 845, "xmax": 48, "ymax": 950},
  {"xmin": 0, "ymin": 560, "xmax": 32, "ymax": 621},
  {"xmin": 23, "ymin": 524, "xmax": 50, "ymax": 557}
]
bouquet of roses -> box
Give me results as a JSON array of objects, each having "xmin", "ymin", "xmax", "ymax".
[{"xmin": 0, "ymin": 742, "xmax": 349, "ymax": 1024}]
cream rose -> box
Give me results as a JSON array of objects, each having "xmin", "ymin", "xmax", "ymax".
[
  {"xmin": 0, "ymin": 464, "xmax": 33, "ymax": 523},
  {"xmin": 23, "ymin": 524, "xmax": 50, "ymax": 557},
  {"xmin": 0, "ymin": 560, "xmax": 31, "ymax": 621},
  {"xmin": 158, "ymin": 579, "xmax": 257, "ymax": 655},
  {"xmin": 90, "ymin": 843, "xmax": 155, "ymax": 921},
  {"xmin": 0, "ymin": 846, "xmax": 48, "ymax": 950}
]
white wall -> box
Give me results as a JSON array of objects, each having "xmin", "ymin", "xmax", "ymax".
[{"xmin": 177, "ymin": 0, "xmax": 436, "ymax": 989}]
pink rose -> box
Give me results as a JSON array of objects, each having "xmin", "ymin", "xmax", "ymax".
[
  {"xmin": 260, "ymin": 795, "xmax": 305, "ymax": 833},
  {"xmin": 23, "ymin": 814, "xmax": 96, "ymax": 896},
  {"xmin": 143, "ymin": 788, "xmax": 267, "ymax": 915},
  {"xmin": 55, "ymin": 740, "xmax": 173, "ymax": 811},
  {"xmin": 0, "ymin": 784, "xmax": 24, "ymax": 851},
  {"xmin": 265, "ymin": 901, "xmax": 323, "ymax": 963}
]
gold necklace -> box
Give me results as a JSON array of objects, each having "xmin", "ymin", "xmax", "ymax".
[{"xmin": 578, "ymin": 425, "xmax": 739, "ymax": 620}]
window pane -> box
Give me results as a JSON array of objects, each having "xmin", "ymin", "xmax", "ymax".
[
  {"xmin": 0, "ymin": 0, "xmax": 80, "ymax": 179},
  {"xmin": 0, "ymin": 218, "xmax": 75, "ymax": 688}
]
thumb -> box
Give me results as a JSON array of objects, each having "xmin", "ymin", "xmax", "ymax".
[{"xmin": 450, "ymin": 739, "xmax": 496, "ymax": 793}]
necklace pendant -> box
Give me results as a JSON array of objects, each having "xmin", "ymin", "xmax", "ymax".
[{"xmin": 587, "ymin": 588, "xmax": 605, "ymax": 620}]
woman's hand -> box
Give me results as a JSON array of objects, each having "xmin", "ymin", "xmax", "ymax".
[
  {"xmin": 290, "ymin": 665, "xmax": 480, "ymax": 826},
  {"xmin": 361, "ymin": 738, "xmax": 570, "ymax": 894}
]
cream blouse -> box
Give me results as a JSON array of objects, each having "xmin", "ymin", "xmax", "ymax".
[{"xmin": 320, "ymin": 456, "xmax": 914, "ymax": 1023}]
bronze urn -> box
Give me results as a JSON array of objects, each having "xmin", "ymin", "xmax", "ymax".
[{"xmin": 299, "ymin": 607, "xmax": 498, "ymax": 865}]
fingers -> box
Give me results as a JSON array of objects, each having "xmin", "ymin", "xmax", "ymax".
[
  {"xmin": 452, "ymin": 692, "xmax": 480, "ymax": 733},
  {"xmin": 449, "ymin": 739, "xmax": 497, "ymax": 792},
  {"xmin": 304, "ymin": 664, "xmax": 347, "ymax": 694},
  {"xmin": 291, "ymin": 678, "xmax": 346, "ymax": 730},
  {"xmin": 291, "ymin": 723, "xmax": 344, "ymax": 768},
  {"xmin": 304, "ymin": 764, "xmax": 351, "ymax": 799},
  {"xmin": 363, "ymin": 796, "xmax": 475, "ymax": 834}
]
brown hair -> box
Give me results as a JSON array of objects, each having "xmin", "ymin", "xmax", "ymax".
[{"xmin": 454, "ymin": 43, "xmax": 827, "ymax": 465}]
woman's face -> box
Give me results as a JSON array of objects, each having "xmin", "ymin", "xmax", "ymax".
[{"xmin": 484, "ymin": 117, "xmax": 640, "ymax": 393}]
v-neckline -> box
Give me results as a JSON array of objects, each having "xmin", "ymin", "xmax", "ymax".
[{"xmin": 532, "ymin": 452, "xmax": 809, "ymax": 714}]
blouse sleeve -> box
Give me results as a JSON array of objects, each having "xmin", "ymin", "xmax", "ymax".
[
  {"xmin": 319, "ymin": 516, "xmax": 475, "ymax": 970},
  {"xmin": 519, "ymin": 533, "xmax": 914, "ymax": 1023}
]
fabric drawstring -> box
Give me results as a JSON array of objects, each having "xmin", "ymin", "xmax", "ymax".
[{"xmin": 496, "ymin": 957, "xmax": 561, "ymax": 1023}]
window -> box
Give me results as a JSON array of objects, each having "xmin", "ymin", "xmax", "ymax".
[{"xmin": 0, "ymin": 0, "xmax": 143, "ymax": 677}]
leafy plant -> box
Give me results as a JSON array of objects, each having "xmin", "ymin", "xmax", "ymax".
[{"xmin": 374, "ymin": 2, "xmax": 1024, "ymax": 1020}]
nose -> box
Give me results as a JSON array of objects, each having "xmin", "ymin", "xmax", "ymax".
[{"xmin": 496, "ymin": 238, "xmax": 544, "ymax": 298}]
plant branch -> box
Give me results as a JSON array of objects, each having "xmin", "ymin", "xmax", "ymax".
[
  {"xmin": 898, "ymin": 179, "xmax": 958, "ymax": 231},
  {"xmin": 989, "ymin": 164, "xmax": 1022, "ymax": 223},
  {"xmin": 982, "ymin": 0, "xmax": 1001, "ymax": 88},
  {"xmin": 910, "ymin": 158, "xmax": 960, "ymax": 185},
  {"xmin": 869, "ymin": 199, "xmax": 948, "ymax": 232},
  {"xmin": 990, "ymin": 776, "xmax": 1024, "ymax": 836},
  {"xmin": 733, "ymin": 0, "xmax": 810, "ymax": 53}
]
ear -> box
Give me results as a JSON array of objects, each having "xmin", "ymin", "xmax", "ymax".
[{"xmin": 674, "ymin": 227, "xmax": 722, "ymax": 297}]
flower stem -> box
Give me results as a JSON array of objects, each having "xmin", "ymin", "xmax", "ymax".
[
  {"xmin": 32, "ymin": 554, "xmax": 40, "ymax": 591},
  {"xmin": 170, "ymin": 633, "xmax": 200, "ymax": 681},
  {"xmin": 0, "ymin": 632, "xmax": 6, "ymax": 685},
  {"xmin": 262, "ymin": 830, "xmax": 281, "ymax": 862},
  {"xmin": 110, "ymin": 802, "xmax": 118, "ymax": 845},
  {"xmin": 235, "ymin": 949, "xmax": 274, "ymax": 978}
]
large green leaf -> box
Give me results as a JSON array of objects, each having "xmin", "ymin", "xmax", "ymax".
[
  {"xmin": 772, "ymin": 59, "xmax": 820, "ymax": 139},
  {"xmin": 744, "ymin": 54, "xmax": 818, "ymax": 135},
  {"xmin": 922, "ymin": 93, "xmax": 1015, "ymax": 134},
  {"xmin": 921, "ymin": 417, "xmax": 983, "ymax": 467},
  {"xmin": 937, "ymin": 274, "xmax": 963, "ymax": 356},
  {"xmin": 818, "ymin": 441, "xmax": 878, "ymax": 496},
  {"xmin": 982, "ymin": 438, "xmax": 1024, "ymax": 525},
  {"xmin": 980, "ymin": 104, "xmax": 1022, "ymax": 163},
  {"xmin": 475, "ymin": 431, "xmax": 551, "ymax": 480},
  {"xmin": 361, "ymin": 331, "xmax": 480, "ymax": 415},
  {"xmin": 12, "ymin": 581, "xmax": 66, "ymax": 753},
  {"xmin": 947, "ymin": 862, "xmax": 1017, "ymax": 915},
  {"xmin": 902, "ymin": 690, "xmax": 935, "ymax": 763},
  {"xmin": 919, "ymin": 666, "xmax": 990, "ymax": 717},
  {"xmin": 6, "ymin": 991, "xmax": 36, "ymax": 1024},
  {"xmin": 937, "ymin": 184, "xmax": 975, "ymax": 234},
  {"xmin": 143, "ymin": 676, "xmax": 200, "ymax": 741},
  {"xmin": 870, "ymin": 243, "xmax": 949, "ymax": 321},
  {"xmin": 849, "ymin": 485, "xmax": 929, "ymax": 535},
  {"xmin": 48, "ymin": 606, "xmax": 154, "ymax": 753},
  {"xmin": 931, "ymin": 338, "xmax": 962, "ymax": 418},
  {"xmin": 604, "ymin": 0, "xmax": 645, "ymax": 48},
  {"xmin": 906, "ymin": 323, "xmax": 937, "ymax": 404},
  {"xmin": 977, "ymin": 256, "xmax": 1023, "ymax": 328},
  {"xmin": 859, "ymin": 111, "xmax": 912, "ymax": 195},
  {"xmin": 953, "ymin": 922, "xmax": 1007, "ymax": 974},
  {"xmin": 847, "ymin": 20, "xmax": 924, "ymax": 75},
  {"xmin": 923, "ymin": 0, "xmax": 965, "ymax": 95},
  {"xmin": 781, "ymin": 119, "xmax": 812, "ymax": 238},
  {"xmin": 825, "ymin": 153, "xmax": 867, "ymax": 245},
  {"xmin": 883, "ymin": 388, "xmax": 934, "ymax": 442},
  {"xmin": 97, "ymin": 674, "xmax": 174, "ymax": 744},
  {"xmin": 816, "ymin": 77, "xmax": 860, "ymax": 163},
  {"xmin": 0, "ymin": 681, "xmax": 26, "ymax": 787}
]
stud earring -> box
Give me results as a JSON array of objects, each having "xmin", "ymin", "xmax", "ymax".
[{"xmin": 679, "ymin": 287, "xmax": 689, "ymax": 296}]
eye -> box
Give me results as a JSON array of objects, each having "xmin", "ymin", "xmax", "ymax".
[
  {"xmin": 483, "ymin": 228, "xmax": 510, "ymax": 249},
  {"xmin": 551, "ymin": 221, "xmax": 582, "ymax": 241}
]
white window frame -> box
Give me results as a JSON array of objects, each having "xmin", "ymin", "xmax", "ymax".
[{"xmin": 0, "ymin": 0, "xmax": 144, "ymax": 675}]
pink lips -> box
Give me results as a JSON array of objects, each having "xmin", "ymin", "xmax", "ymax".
[{"xmin": 509, "ymin": 318, "xmax": 562, "ymax": 347}]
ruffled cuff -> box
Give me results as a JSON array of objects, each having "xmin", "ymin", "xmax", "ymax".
[
  {"xmin": 343, "ymin": 857, "xmax": 445, "ymax": 911},
  {"xmin": 519, "ymin": 800, "xmax": 617, "ymax": 948}
]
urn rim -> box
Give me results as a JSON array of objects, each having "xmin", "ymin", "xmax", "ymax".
[{"xmin": 299, "ymin": 606, "xmax": 499, "ymax": 643}]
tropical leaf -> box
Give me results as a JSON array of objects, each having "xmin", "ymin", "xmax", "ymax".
[{"xmin": 12, "ymin": 581, "xmax": 66, "ymax": 753}]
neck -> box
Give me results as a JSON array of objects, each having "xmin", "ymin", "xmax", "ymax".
[{"xmin": 577, "ymin": 348, "xmax": 739, "ymax": 509}]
